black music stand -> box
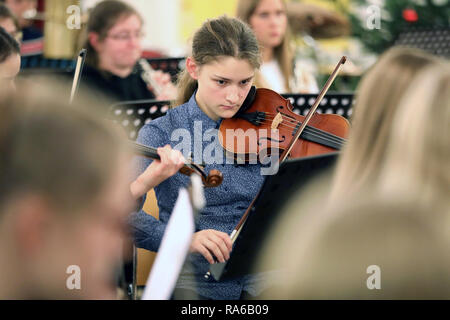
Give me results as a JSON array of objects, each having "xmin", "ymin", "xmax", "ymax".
[
  {"xmin": 394, "ymin": 27, "xmax": 450, "ymax": 58},
  {"xmin": 281, "ymin": 93, "xmax": 355, "ymax": 120},
  {"xmin": 145, "ymin": 57, "xmax": 186, "ymax": 81},
  {"xmin": 208, "ymin": 152, "xmax": 339, "ymax": 281},
  {"xmin": 107, "ymin": 99, "xmax": 171, "ymax": 140}
]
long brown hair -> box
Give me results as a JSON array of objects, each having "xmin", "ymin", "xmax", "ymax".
[
  {"xmin": 174, "ymin": 15, "xmax": 261, "ymax": 107},
  {"xmin": 81, "ymin": 0, "xmax": 142, "ymax": 68},
  {"xmin": 236, "ymin": 0, "xmax": 293, "ymax": 91}
]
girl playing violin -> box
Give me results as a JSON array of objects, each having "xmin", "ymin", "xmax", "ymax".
[{"xmin": 130, "ymin": 16, "xmax": 272, "ymax": 300}]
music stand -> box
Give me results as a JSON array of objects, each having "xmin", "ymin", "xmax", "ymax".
[
  {"xmin": 209, "ymin": 152, "xmax": 339, "ymax": 281},
  {"xmin": 281, "ymin": 93, "xmax": 355, "ymax": 120},
  {"xmin": 145, "ymin": 57, "xmax": 186, "ymax": 81},
  {"xmin": 394, "ymin": 27, "xmax": 450, "ymax": 58},
  {"xmin": 107, "ymin": 99, "xmax": 171, "ymax": 140}
]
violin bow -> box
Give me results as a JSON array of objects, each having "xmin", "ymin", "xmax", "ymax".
[
  {"xmin": 280, "ymin": 56, "xmax": 346, "ymax": 162},
  {"xmin": 69, "ymin": 48, "xmax": 87, "ymax": 104}
]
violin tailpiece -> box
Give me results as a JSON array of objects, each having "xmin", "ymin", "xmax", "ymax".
[{"xmin": 271, "ymin": 113, "xmax": 283, "ymax": 130}]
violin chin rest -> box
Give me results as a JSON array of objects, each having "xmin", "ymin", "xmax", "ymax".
[{"xmin": 234, "ymin": 86, "xmax": 256, "ymax": 117}]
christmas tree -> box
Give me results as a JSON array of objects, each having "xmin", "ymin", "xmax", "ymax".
[{"xmin": 348, "ymin": 0, "xmax": 449, "ymax": 54}]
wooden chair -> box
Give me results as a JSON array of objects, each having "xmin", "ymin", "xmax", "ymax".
[{"xmin": 136, "ymin": 189, "xmax": 159, "ymax": 288}]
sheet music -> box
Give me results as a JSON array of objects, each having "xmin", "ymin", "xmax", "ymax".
[{"xmin": 141, "ymin": 188, "xmax": 195, "ymax": 300}]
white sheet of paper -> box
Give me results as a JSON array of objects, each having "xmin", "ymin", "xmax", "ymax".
[{"xmin": 141, "ymin": 188, "xmax": 195, "ymax": 300}]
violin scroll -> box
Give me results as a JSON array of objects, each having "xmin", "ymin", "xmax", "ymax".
[
  {"xmin": 204, "ymin": 169, "xmax": 223, "ymax": 188},
  {"xmin": 179, "ymin": 167, "xmax": 223, "ymax": 188}
]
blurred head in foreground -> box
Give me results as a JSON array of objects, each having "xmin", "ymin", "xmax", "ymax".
[
  {"xmin": 254, "ymin": 50, "xmax": 450, "ymax": 298},
  {"xmin": 256, "ymin": 183, "xmax": 450, "ymax": 299},
  {"xmin": 0, "ymin": 82, "xmax": 135, "ymax": 299},
  {"xmin": 330, "ymin": 47, "xmax": 449, "ymax": 205}
]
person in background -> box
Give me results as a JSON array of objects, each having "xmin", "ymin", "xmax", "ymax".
[
  {"xmin": 0, "ymin": 3, "xmax": 21, "ymax": 40},
  {"xmin": 0, "ymin": 26, "xmax": 21, "ymax": 97},
  {"xmin": 236, "ymin": 0, "xmax": 318, "ymax": 93},
  {"xmin": 0, "ymin": 0, "xmax": 43, "ymax": 56},
  {"xmin": 80, "ymin": 0, "xmax": 176, "ymax": 105}
]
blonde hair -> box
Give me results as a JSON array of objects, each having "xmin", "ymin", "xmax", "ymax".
[
  {"xmin": 0, "ymin": 81, "xmax": 127, "ymax": 214},
  {"xmin": 377, "ymin": 64, "xmax": 450, "ymax": 206},
  {"xmin": 174, "ymin": 15, "xmax": 261, "ymax": 107},
  {"xmin": 330, "ymin": 47, "xmax": 443, "ymax": 200},
  {"xmin": 258, "ymin": 192, "xmax": 450, "ymax": 299},
  {"xmin": 236, "ymin": 0, "xmax": 293, "ymax": 91}
]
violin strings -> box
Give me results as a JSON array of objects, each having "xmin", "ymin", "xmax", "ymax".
[
  {"xmin": 254, "ymin": 119, "xmax": 345, "ymax": 148},
  {"xmin": 258, "ymin": 112, "xmax": 346, "ymax": 143},
  {"xmin": 256, "ymin": 115, "xmax": 345, "ymax": 144},
  {"xmin": 253, "ymin": 115, "xmax": 345, "ymax": 146},
  {"xmin": 256, "ymin": 114, "xmax": 344, "ymax": 138},
  {"xmin": 260, "ymin": 111, "xmax": 346, "ymax": 141}
]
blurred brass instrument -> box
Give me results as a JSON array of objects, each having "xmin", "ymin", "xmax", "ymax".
[{"xmin": 138, "ymin": 58, "xmax": 163, "ymax": 97}]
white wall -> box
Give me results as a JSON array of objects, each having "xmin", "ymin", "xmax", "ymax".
[{"xmin": 81, "ymin": 0, "xmax": 184, "ymax": 55}]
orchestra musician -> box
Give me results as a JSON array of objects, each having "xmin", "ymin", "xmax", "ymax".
[
  {"xmin": 129, "ymin": 16, "xmax": 275, "ymax": 300},
  {"xmin": 236, "ymin": 0, "xmax": 319, "ymax": 94},
  {"xmin": 0, "ymin": 3, "xmax": 20, "ymax": 40},
  {"xmin": 80, "ymin": 0, "xmax": 176, "ymax": 105},
  {"xmin": 0, "ymin": 83, "xmax": 137, "ymax": 299},
  {"xmin": 0, "ymin": 79, "xmax": 185, "ymax": 299},
  {"xmin": 0, "ymin": 0, "xmax": 43, "ymax": 56},
  {"xmin": 0, "ymin": 26, "xmax": 21, "ymax": 97}
]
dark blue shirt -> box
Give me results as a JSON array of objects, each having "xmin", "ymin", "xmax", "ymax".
[{"xmin": 129, "ymin": 93, "xmax": 271, "ymax": 299}]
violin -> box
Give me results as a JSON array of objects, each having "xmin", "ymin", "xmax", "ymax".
[
  {"xmin": 132, "ymin": 142, "xmax": 223, "ymax": 188},
  {"xmin": 219, "ymin": 63, "xmax": 349, "ymax": 162}
]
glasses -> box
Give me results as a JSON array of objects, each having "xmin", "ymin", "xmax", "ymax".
[{"xmin": 106, "ymin": 31, "xmax": 145, "ymax": 41}]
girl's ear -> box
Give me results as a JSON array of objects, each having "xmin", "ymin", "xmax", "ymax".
[{"xmin": 186, "ymin": 57, "xmax": 199, "ymax": 80}]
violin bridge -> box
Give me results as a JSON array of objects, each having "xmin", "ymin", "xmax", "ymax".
[{"xmin": 271, "ymin": 112, "xmax": 283, "ymax": 130}]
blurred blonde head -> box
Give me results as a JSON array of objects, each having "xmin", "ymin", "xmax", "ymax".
[
  {"xmin": 377, "ymin": 64, "xmax": 450, "ymax": 206},
  {"xmin": 330, "ymin": 47, "xmax": 446, "ymax": 201},
  {"xmin": 0, "ymin": 81, "xmax": 134, "ymax": 299},
  {"xmin": 257, "ymin": 191, "xmax": 450, "ymax": 299}
]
